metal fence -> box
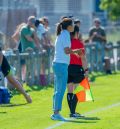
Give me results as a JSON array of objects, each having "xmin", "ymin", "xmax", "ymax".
[
  {"xmin": 85, "ymin": 42, "xmax": 120, "ymax": 72},
  {"xmin": 0, "ymin": 42, "xmax": 120, "ymax": 87}
]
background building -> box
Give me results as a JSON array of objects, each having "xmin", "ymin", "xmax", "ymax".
[
  {"xmin": 0, "ymin": 0, "xmax": 107, "ymax": 47},
  {"xmin": 32, "ymin": 0, "xmax": 107, "ymax": 33}
]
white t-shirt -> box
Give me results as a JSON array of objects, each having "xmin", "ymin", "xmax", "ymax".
[
  {"xmin": 37, "ymin": 24, "xmax": 46, "ymax": 40},
  {"xmin": 53, "ymin": 30, "xmax": 71, "ymax": 65}
]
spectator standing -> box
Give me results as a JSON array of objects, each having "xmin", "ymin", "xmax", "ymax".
[
  {"xmin": 20, "ymin": 16, "xmax": 40, "ymax": 82},
  {"xmin": 89, "ymin": 18, "xmax": 106, "ymax": 43},
  {"xmin": 12, "ymin": 23, "xmax": 26, "ymax": 52},
  {"xmin": 51, "ymin": 18, "xmax": 83, "ymax": 121},
  {"xmin": 35, "ymin": 18, "xmax": 48, "ymax": 85},
  {"xmin": 20, "ymin": 16, "xmax": 40, "ymax": 52},
  {"xmin": 89, "ymin": 18, "xmax": 107, "ymax": 71}
]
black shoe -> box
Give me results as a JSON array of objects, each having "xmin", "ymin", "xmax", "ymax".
[
  {"xmin": 75, "ymin": 112, "xmax": 85, "ymax": 117},
  {"xmin": 70, "ymin": 113, "xmax": 84, "ymax": 119}
]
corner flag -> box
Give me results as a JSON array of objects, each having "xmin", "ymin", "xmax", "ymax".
[{"xmin": 74, "ymin": 78, "xmax": 94, "ymax": 102}]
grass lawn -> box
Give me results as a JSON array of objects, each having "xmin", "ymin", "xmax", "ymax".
[{"xmin": 0, "ymin": 72, "xmax": 120, "ymax": 129}]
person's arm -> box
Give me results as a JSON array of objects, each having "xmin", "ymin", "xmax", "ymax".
[
  {"xmin": 0, "ymin": 51, "xmax": 3, "ymax": 65},
  {"xmin": 42, "ymin": 33, "xmax": 50, "ymax": 46},
  {"xmin": 81, "ymin": 55, "xmax": 88, "ymax": 70},
  {"xmin": 97, "ymin": 35, "xmax": 106, "ymax": 41},
  {"xmin": 89, "ymin": 31, "xmax": 97, "ymax": 42},
  {"xmin": 64, "ymin": 47, "xmax": 83, "ymax": 56},
  {"xmin": 81, "ymin": 55, "xmax": 89, "ymax": 77},
  {"xmin": 12, "ymin": 31, "xmax": 19, "ymax": 43},
  {"xmin": 24, "ymin": 35, "xmax": 34, "ymax": 42},
  {"xmin": 33, "ymin": 32, "xmax": 41, "ymax": 49}
]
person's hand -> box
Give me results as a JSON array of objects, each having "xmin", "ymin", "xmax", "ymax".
[
  {"xmin": 85, "ymin": 71, "xmax": 89, "ymax": 78},
  {"xmin": 77, "ymin": 49, "xmax": 84, "ymax": 57},
  {"xmin": 93, "ymin": 32, "xmax": 97, "ymax": 36},
  {"xmin": 96, "ymin": 34, "xmax": 102, "ymax": 38}
]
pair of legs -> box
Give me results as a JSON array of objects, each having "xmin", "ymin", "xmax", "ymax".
[
  {"xmin": 67, "ymin": 83, "xmax": 78, "ymax": 116},
  {"xmin": 67, "ymin": 64, "xmax": 85, "ymax": 118},
  {"xmin": 0, "ymin": 52, "xmax": 32, "ymax": 103},
  {"xmin": 51, "ymin": 62, "xmax": 68, "ymax": 121}
]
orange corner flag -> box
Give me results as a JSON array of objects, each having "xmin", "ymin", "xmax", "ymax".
[{"xmin": 74, "ymin": 77, "xmax": 94, "ymax": 102}]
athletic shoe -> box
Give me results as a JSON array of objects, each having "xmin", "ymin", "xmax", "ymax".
[
  {"xmin": 75, "ymin": 112, "xmax": 85, "ymax": 117},
  {"xmin": 70, "ymin": 112, "xmax": 84, "ymax": 119},
  {"xmin": 51, "ymin": 114, "xmax": 66, "ymax": 121}
]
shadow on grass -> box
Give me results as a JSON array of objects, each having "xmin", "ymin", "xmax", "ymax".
[
  {"xmin": 66, "ymin": 120, "xmax": 96, "ymax": 123},
  {"xmin": 0, "ymin": 111, "xmax": 7, "ymax": 114},
  {"xmin": 29, "ymin": 84, "xmax": 53, "ymax": 91},
  {"xmin": 11, "ymin": 84, "xmax": 53, "ymax": 95},
  {"xmin": 76, "ymin": 116, "xmax": 100, "ymax": 120},
  {"xmin": 65, "ymin": 116, "xmax": 100, "ymax": 123},
  {"xmin": 0, "ymin": 103, "xmax": 27, "ymax": 107}
]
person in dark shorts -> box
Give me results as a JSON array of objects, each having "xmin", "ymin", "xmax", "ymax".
[
  {"xmin": 0, "ymin": 50, "xmax": 32, "ymax": 103},
  {"xmin": 67, "ymin": 25, "xmax": 88, "ymax": 118}
]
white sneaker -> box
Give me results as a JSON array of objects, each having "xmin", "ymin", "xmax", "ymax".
[{"xmin": 51, "ymin": 114, "xmax": 66, "ymax": 121}]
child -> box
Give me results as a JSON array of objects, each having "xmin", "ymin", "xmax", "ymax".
[{"xmin": 51, "ymin": 18, "xmax": 83, "ymax": 121}]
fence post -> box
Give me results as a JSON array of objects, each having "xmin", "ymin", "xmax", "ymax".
[
  {"xmin": 13, "ymin": 49, "xmax": 21, "ymax": 81},
  {"xmin": 25, "ymin": 48, "xmax": 34, "ymax": 86},
  {"xmin": 34, "ymin": 48, "xmax": 41, "ymax": 85}
]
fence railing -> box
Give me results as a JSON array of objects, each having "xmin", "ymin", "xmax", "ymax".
[
  {"xmin": 0, "ymin": 42, "xmax": 120, "ymax": 87},
  {"xmin": 85, "ymin": 42, "xmax": 120, "ymax": 72}
]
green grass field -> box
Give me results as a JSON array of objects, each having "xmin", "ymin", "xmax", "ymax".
[{"xmin": 0, "ymin": 72, "xmax": 120, "ymax": 129}]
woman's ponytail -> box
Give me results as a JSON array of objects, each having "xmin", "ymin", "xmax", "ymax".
[{"xmin": 56, "ymin": 23, "xmax": 62, "ymax": 36}]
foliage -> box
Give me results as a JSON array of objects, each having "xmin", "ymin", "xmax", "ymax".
[{"xmin": 100, "ymin": 0, "xmax": 120, "ymax": 20}]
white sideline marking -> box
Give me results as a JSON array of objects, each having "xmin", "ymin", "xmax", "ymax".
[{"xmin": 45, "ymin": 102, "xmax": 120, "ymax": 129}]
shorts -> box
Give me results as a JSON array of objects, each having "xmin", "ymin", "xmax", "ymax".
[
  {"xmin": 67, "ymin": 64, "xmax": 85, "ymax": 84},
  {"xmin": 1, "ymin": 55, "xmax": 11, "ymax": 77}
]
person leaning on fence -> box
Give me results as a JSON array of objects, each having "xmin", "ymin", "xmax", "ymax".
[
  {"xmin": 36, "ymin": 17, "xmax": 54, "ymax": 86},
  {"xmin": 0, "ymin": 48, "xmax": 32, "ymax": 103},
  {"xmin": 35, "ymin": 18, "xmax": 47, "ymax": 47},
  {"xmin": 35, "ymin": 18, "xmax": 50, "ymax": 85},
  {"xmin": 89, "ymin": 18, "xmax": 106, "ymax": 58},
  {"xmin": 51, "ymin": 18, "xmax": 83, "ymax": 121},
  {"xmin": 20, "ymin": 16, "xmax": 40, "ymax": 82},
  {"xmin": 42, "ymin": 16, "xmax": 54, "ymax": 50},
  {"xmin": 67, "ymin": 25, "xmax": 88, "ymax": 119},
  {"xmin": 20, "ymin": 16, "xmax": 40, "ymax": 52},
  {"xmin": 12, "ymin": 22, "xmax": 26, "ymax": 53}
]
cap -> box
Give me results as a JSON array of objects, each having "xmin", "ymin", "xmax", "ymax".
[
  {"xmin": 28, "ymin": 16, "xmax": 36, "ymax": 24},
  {"xmin": 94, "ymin": 18, "xmax": 101, "ymax": 23},
  {"xmin": 74, "ymin": 19, "xmax": 81, "ymax": 24}
]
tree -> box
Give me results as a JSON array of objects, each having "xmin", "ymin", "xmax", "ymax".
[{"xmin": 100, "ymin": 0, "xmax": 120, "ymax": 20}]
